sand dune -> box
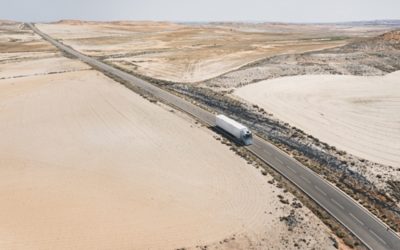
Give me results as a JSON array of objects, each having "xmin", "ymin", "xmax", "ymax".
[{"xmin": 235, "ymin": 72, "xmax": 400, "ymax": 168}]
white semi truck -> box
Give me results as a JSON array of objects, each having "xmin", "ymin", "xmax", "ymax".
[{"xmin": 215, "ymin": 114, "xmax": 253, "ymax": 145}]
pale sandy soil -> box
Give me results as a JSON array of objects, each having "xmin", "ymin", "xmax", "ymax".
[
  {"xmin": 108, "ymin": 41, "xmax": 344, "ymax": 83},
  {"xmin": 36, "ymin": 22, "xmax": 348, "ymax": 83},
  {"xmin": 0, "ymin": 23, "xmax": 90, "ymax": 79},
  {"xmin": 0, "ymin": 56, "xmax": 91, "ymax": 79},
  {"xmin": 209, "ymin": 22, "xmax": 394, "ymax": 37},
  {"xmin": 0, "ymin": 51, "xmax": 337, "ymax": 249},
  {"xmin": 0, "ymin": 23, "xmax": 55, "ymax": 53},
  {"xmin": 235, "ymin": 72, "xmax": 400, "ymax": 169},
  {"xmin": 0, "ymin": 51, "xmax": 58, "ymax": 62}
]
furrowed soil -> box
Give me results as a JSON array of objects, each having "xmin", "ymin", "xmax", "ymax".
[
  {"xmin": 37, "ymin": 20, "xmax": 400, "ymax": 234},
  {"xmin": 0, "ymin": 21, "xmax": 339, "ymax": 250}
]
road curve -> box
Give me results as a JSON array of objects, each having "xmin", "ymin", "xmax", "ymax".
[{"xmin": 28, "ymin": 23, "xmax": 400, "ymax": 250}]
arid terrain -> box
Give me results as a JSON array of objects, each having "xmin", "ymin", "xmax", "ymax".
[
  {"xmin": 0, "ymin": 22, "xmax": 342, "ymax": 250},
  {"xmin": 225, "ymin": 30, "xmax": 400, "ymax": 189},
  {"xmin": 39, "ymin": 20, "xmax": 400, "ymax": 235},
  {"xmin": 160, "ymin": 28, "xmax": 400, "ymax": 233},
  {"xmin": 36, "ymin": 20, "xmax": 360, "ymax": 83},
  {"xmin": 235, "ymin": 72, "xmax": 400, "ymax": 169},
  {"xmin": 2, "ymin": 19, "xmax": 400, "ymax": 249}
]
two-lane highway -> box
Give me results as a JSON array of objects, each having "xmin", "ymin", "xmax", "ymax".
[
  {"xmin": 29, "ymin": 23, "xmax": 400, "ymax": 250},
  {"xmin": 250, "ymin": 138, "xmax": 400, "ymax": 249}
]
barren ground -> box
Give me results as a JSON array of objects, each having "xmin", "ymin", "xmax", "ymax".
[
  {"xmin": 36, "ymin": 21, "xmax": 361, "ymax": 83},
  {"xmin": 33, "ymin": 20, "xmax": 400, "ymax": 230},
  {"xmin": 0, "ymin": 22, "xmax": 55, "ymax": 53},
  {"xmin": 151, "ymin": 28, "xmax": 400, "ymax": 231},
  {"xmin": 235, "ymin": 72, "xmax": 400, "ymax": 169},
  {"xmin": 0, "ymin": 22, "xmax": 338, "ymax": 250},
  {"xmin": 197, "ymin": 30, "xmax": 400, "ymax": 191}
]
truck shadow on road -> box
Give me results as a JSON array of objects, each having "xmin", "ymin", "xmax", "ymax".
[{"xmin": 210, "ymin": 126, "xmax": 247, "ymax": 147}]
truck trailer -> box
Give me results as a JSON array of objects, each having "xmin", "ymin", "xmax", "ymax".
[{"xmin": 215, "ymin": 114, "xmax": 253, "ymax": 145}]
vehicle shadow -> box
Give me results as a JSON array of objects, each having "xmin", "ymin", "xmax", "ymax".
[{"xmin": 210, "ymin": 126, "xmax": 246, "ymax": 147}]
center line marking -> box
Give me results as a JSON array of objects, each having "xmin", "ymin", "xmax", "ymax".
[
  {"xmin": 369, "ymin": 229, "xmax": 387, "ymax": 245},
  {"xmin": 263, "ymin": 149, "xmax": 271, "ymax": 156},
  {"xmin": 314, "ymin": 185, "xmax": 327, "ymax": 196},
  {"xmin": 275, "ymin": 157, "xmax": 283, "ymax": 164},
  {"xmin": 331, "ymin": 198, "xmax": 344, "ymax": 210},
  {"xmin": 300, "ymin": 176, "xmax": 311, "ymax": 184},
  {"xmin": 349, "ymin": 213, "xmax": 364, "ymax": 226},
  {"xmin": 287, "ymin": 165, "xmax": 297, "ymax": 174}
]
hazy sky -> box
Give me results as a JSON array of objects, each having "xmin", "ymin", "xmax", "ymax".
[{"xmin": 1, "ymin": 0, "xmax": 400, "ymax": 23}]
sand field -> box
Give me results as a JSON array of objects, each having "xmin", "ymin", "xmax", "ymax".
[
  {"xmin": 0, "ymin": 22, "xmax": 55, "ymax": 53},
  {"xmin": 0, "ymin": 23, "xmax": 336, "ymax": 249},
  {"xmin": 235, "ymin": 72, "xmax": 400, "ymax": 168},
  {"xmin": 0, "ymin": 56, "xmax": 91, "ymax": 79},
  {"xmin": 37, "ymin": 21, "xmax": 350, "ymax": 83}
]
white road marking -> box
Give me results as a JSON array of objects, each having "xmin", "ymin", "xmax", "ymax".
[
  {"xmin": 349, "ymin": 213, "xmax": 364, "ymax": 226},
  {"xmin": 261, "ymin": 147, "xmax": 271, "ymax": 155},
  {"xmin": 286, "ymin": 165, "xmax": 297, "ymax": 174},
  {"xmin": 369, "ymin": 229, "xmax": 387, "ymax": 245},
  {"xmin": 331, "ymin": 198, "xmax": 344, "ymax": 210},
  {"xmin": 314, "ymin": 185, "xmax": 327, "ymax": 196},
  {"xmin": 275, "ymin": 157, "xmax": 283, "ymax": 164},
  {"xmin": 300, "ymin": 175, "xmax": 311, "ymax": 184}
]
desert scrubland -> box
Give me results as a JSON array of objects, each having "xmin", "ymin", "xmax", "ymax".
[
  {"xmin": 235, "ymin": 72, "xmax": 400, "ymax": 169},
  {"xmin": 228, "ymin": 30, "xmax": 400, "ymax": 189},
  {"xmin": 0, "ymin": 22, "xmax": 340, "ymax": 250},
  {"xmin": 37, "ymin": 21, "xmax": 355, "ymax": 83},
  {"xmin": 34, "ymin": 20, "xmax": 400, "ymax": 233}
]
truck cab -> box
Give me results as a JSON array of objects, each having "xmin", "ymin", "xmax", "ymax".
[{"xmin": 241, "ymin": 129, "xmax": 253, "ymax": 145}]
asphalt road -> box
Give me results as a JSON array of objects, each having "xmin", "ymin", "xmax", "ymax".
[{"xmin": 29, "ymin": 23, "xmax": 400, "ymax": 250}]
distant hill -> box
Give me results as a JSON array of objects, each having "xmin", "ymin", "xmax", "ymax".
[
  {"xmin": 198, "ymin": 20, "xmax": 400, "ymax": 26},
  {"xmin": 336, "ymin": 20, "xmax": 400, "ymax": 27},
  {"xmin": 0, "ymin": 20, "xmax": 18, "ymax": 25}
]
